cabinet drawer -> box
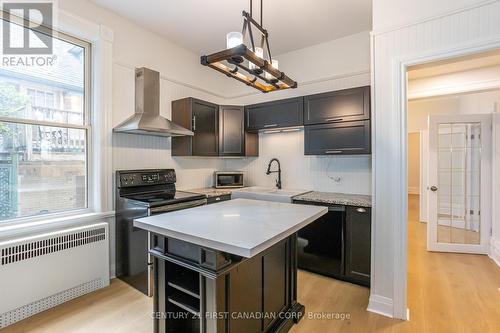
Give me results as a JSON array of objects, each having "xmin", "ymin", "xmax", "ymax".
[
  {"xmin": 304, "ymin": 120, "xmax": 370, "ymax": 155},
  {"xmin": 304, "ymin": 86, "xmax": 370, "ymax": 125},
  {"xmin": 207, "ymin": 194, "xmax": 231, "ymax": 205},
  {"xmin": 245, "ymin": 97, "xmax": 303, "ymax": 131}
]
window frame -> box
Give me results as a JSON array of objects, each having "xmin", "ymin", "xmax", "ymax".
[{"xmin": 0, "ymin": 11, "xmax": 93, "ymax": 224}]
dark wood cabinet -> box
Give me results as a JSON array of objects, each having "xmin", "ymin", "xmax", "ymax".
[
  {"xmin": 219, "ymin": 106, "xmax": 258, "ymax": 157},
  {"xmin": 262, "ymin": 240, "xmax": 288, "ymax": 331},
  {"xmin": 172, "ymin": 98, "xmax": 219, "ymax": 156},
  {"xmin": 304, "ymin": 86, "xmax": 370, "ymax": 125},
  {"xmin": 345, "ymin": 206, "xmax": 371, "ymax": 286},
  {"xmin": 292, "ymin": 200, "xmax": 371, "ymax": 287},
  {"xmin": 172, "ymin": 100, "xmax": 258, "ymax": 157},
  {"xmin": 152, "ymin": 235, "xmax": 300, "ymax": 333},
  {"xmin": 304, "ymin": 120, "xmax": 370, "ymax": 155},
  {"xmin": 245, "ymin": 97, "xmax": 303, "ymax": 131}
]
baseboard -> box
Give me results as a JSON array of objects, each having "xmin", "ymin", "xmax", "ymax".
[
  {"xmin": 489, "ymin": 237, "xmax": 500, "ymax": 267},
  {"xmin": 408, "ymin": 187, "xmax": 420, "ymax": 195},
  {"xmin": 367, "ymin": 294, "xmax": 394, "ymax": 318}
]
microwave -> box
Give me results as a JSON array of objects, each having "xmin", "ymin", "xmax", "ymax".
[{"xmin": 214, "ymin": 171, "xmax": 244, "ymax": 188}]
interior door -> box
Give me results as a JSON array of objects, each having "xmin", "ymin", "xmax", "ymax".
[{"xmin": 428, "ymin": 114, "xmax": 491, "ymax": 253}]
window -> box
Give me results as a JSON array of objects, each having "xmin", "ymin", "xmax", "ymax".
[{"xmin": 0, "ymin": 16, "xmax": 91, "ymax": 221}]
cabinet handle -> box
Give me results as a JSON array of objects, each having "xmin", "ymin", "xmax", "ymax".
[
  {"xmin": 325, "ymin": 150, "xmax": 342, "ymax": 154},
  {"xmin": 356, "ymin": 207, "xmax": 367, "ymax": 213},
  {"xmin": 192, "ymin": 115, "xmax": 196, "ymax": 131},
  {"xmin": 215, "ymin": 197, "xmax": 221, "ymax": 201},
  {"xmin": 264, "ymin": 124, "xmax": 278, "ymax": 128},
  {"xmin": 325, "ymin": 117, "xmax": 344, "ymax": 122}
]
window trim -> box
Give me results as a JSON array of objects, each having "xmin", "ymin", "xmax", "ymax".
[{"xmin": 0, "ymin": 13, "xmax": 93, "ymax": 223}]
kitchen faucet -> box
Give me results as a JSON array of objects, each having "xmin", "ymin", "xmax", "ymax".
[{"xmin": 266, "ymin": 158, "xmax": 282, "ymax": 189}]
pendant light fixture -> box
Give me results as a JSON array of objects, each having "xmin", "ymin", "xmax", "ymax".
[{"xmin": 201, "ymin": 0, "xmax": 297, "ymax": 93}]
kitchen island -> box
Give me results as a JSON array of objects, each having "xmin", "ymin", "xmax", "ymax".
[{"xmin": 134, "ymin": 198, "xmax": 327, "ymax": 333}]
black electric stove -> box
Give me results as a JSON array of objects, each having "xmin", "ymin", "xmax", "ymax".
[{"xmin": 115, "ymin": 169, "xmax": 207, "ymax": 296}]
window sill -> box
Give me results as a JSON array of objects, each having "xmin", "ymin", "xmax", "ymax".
[{"xmin": 0, "ymin": 211, "xmax": 115, "ymax": 241}]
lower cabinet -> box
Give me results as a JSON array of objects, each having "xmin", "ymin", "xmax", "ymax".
[
  {"xmin": 292, "ymin": 200, "xmax": 371, "ymax": 287},
  {"xmin": 345, "ymin": 206, "xmax": 371, "ymax": 286}
]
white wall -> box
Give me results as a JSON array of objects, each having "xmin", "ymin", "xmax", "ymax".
[
  {"xmin": 408, "ymin": 90, "xmax": 500, "ymax": 132},
  {"xmin": 407, "ymin": 133, "xmax": 420, "ymax": 194},
  {"xmin": 373, "ymin": 0, "xmax": 491, "ymax": 32},
  {"xmin": 225, "ymin": 130, "xmax": 372, "ymax": 194},
  {"xmin": 372, "ymin": 0, "xmax": 500, "ymax": 319}
]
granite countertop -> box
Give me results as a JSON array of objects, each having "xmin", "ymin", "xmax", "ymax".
[
  {"xmin": 292, "ymin": 191, "xmax": 372, "ymax": 207},
  {"xmin": 134, "ymin": 198, "xmax": 327, "ymax": 258},
  {"xmin": 184, "ymin": 187, "xmax": 234, "ymax": 198}
]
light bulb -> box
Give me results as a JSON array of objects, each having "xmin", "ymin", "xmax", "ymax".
[
  {"xmin": 249, "ymin": 47, "xmax": 264, "ymax": 71},
  {"xmin": 226, "ymin": 32, "xmax": 243, "ymax": 49},
  {"xmin": 265, "ymin": 59, "xmax": 279, "ymax": 80}
]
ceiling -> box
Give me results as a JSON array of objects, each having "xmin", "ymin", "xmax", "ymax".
[
  {"xmin": 408, "ymin": 49, "xmax": 500, "ymax": 80},
  {"xmin": 92, "ymin": 0, "xmax": 372, "ymax": 56}
]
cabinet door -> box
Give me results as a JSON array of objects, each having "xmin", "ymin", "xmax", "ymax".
[
  {"xmin": 345, "ymin": 206, "xmax": 371, "ymax": 286},
  {"xmin": 219, "ymin": 106, "xmax": 244, "ymax": 156},
  {"xmin": 245, "ymin": 97, "xmax": 303, "ymax": 131},
  {"xmin": 263, "ymin": 241, "xmax": 288, "ymax": 331},
  {"xmin": 304, "ymin": 120, "xmax": 370, "ymax": 155},
  {"xmin": 295, "ymin": 207, "xmax": 344, "ymax": 277},
  {"xmin": 228, "ymin": 254, "xmax": 262, "ymax": 333},
  {"xmin": 192, "ymin": 100, "xmax": 218, "ymax": 156},
  {"xmin": 304, "ymin": 86, "xmax": 370, "ymax": 125}
]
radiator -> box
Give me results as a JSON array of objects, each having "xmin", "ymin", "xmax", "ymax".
[{"xmin": 0, "ymin": 222, "xmax": 110, "ymax": 328}]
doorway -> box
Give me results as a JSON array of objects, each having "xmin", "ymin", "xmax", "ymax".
[{"xmin": 405, "ymin": 50, "xmax": 500, "ymax": 325}]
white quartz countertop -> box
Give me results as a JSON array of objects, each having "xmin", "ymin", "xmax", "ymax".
[{"xmin": 134, "ymin": 198, "xmax": 327, "ymax": 258}]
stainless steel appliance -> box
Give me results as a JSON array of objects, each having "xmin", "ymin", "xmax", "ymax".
[
  {"xmin": 113, "ymin": 68, "xmax": 194, "ymax": 137},
  {"xmin": 214, "ymin": 171, "xmax": 244, "ymax": 188},
  {"xmin": 115, "ymin": 169, "xmax": 207, "ymax": 296}
]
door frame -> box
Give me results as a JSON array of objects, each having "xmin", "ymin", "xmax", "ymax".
[
  {"xmin": 427, "ymin": 114, "xmax": 492, "ymax": 254},
  {"xmin": 390, "ymin": 37, "xmax": 500, "ymax": 320}
]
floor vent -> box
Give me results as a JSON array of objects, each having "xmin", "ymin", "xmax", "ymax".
[
  {"xmin": 0, "ymin": 278, "xmax": 104, "ymax": 328},
  {"xmin": 1, "ymin": 227, "xmax": 106, "ymax": 266}
]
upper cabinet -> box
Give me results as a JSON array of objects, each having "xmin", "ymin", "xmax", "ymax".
[
  {"xmin": 219, "ymin": 105, "xmax": 258, "ymax": 157},
  {"xmin": 245, "ymin": 97, "xmax": 303, "ymax": 131},
  {"xmin": 172, "ymin": 99, "xmax": 258, "ymax": 157},
  {"xmin": 304, "ymin": 86, "xmax": 370, "ymax": 125},
  {"xmin": 172, "ymin": 98, "xmax": 219, "ymax": 156}
]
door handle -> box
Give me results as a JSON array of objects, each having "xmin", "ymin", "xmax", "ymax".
[
  {"xmin": 356, "ymin": 207, "xmax": 366, "ymax": 213},
  {"xmin": 430, "ymin": 186, "xmax": 438, "ymax": 192},
  {"xmin": 192, "ymin": 115, "xmax": 196, "ymax": 131},
  {"xmin": 325, "ymin": 117, "xmax": 344, "ymax": 122},
  {"xmin": 264, "ymin": 124, "xmax": 278, "ymax": 128},
  {"xmin": 325, "ymin": 150, "xmax": 342, "ymax": 154}
]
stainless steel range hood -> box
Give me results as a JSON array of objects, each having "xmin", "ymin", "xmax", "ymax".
[{"xmin": 113, "ymin": 67, "xmax": 194, "ymax": 137}]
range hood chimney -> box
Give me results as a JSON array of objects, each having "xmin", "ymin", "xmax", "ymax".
[{"xmin": 113, "ymin": 67, "xmax": 194, "ymax": 137}]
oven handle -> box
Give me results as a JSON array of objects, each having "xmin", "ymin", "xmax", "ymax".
[{"xmin": 149, "ymin": 198, "xmax": 207, "ymax": 214}]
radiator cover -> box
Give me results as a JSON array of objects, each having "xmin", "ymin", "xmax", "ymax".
[{"xmin": 0, "ymin": 223, "xmax": 110, "ymax": 328}]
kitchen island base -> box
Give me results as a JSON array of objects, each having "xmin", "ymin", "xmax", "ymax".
[{"xmin": 151, "ymin": 234, "xmax": 304, "ymax": 333}]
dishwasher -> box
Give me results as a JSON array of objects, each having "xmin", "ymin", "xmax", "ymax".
[{"xmin": 293, "ymin": 200, "xmax": 345, "ymax": 277}]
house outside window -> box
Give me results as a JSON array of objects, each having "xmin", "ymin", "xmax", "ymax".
[{"xmin": 0, "ymin": 16, "xmax": 91, "ymax": 221}]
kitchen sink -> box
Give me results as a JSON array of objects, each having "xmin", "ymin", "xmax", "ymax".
[{"xmin": 231, "ymin": 186, "xmax": 309, "ymax": 203}]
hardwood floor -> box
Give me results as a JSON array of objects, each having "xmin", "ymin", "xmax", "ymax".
[{"xmin": 2, "ymin": 195, "xmax": 499, "ymax": 332}]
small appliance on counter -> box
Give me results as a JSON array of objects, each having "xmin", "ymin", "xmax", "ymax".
[
  {"xmin": 214, "ymin": 171, "xmax": 244, "ymax": 188},
  {"xmin": 115, "ymin": 169, "xmax": 207, "ymax": 296}
]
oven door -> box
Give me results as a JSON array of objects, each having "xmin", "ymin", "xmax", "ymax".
[{"xmin": 146, "ymin": 198, "xmax": 207, "ymax": 296}]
